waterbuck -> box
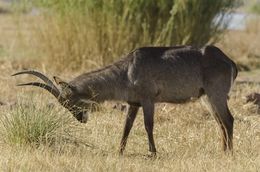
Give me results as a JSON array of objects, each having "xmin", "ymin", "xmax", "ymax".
[{"xmin": 13, "ymin": 45, "xmax": 237, "ymax": 156}]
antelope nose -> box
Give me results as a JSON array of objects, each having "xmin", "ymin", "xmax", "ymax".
[
  {"xmin": 76, "ymin": 111, "xmax": 88, "ymax": 123},
  {"xmin": 81, "ymin": 111, "xmax": 88, "ymax": 123}
]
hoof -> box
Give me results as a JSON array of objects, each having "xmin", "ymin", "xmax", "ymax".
[
  {"xmin": 144, "ymin": 152, "xmax": 157, "ymax": 159},
  {"xmin": 118, "ymin": 149, "xmax": 124, "ymax": 156}
]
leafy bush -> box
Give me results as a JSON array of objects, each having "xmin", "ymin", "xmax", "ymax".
[
  {"xmin": 20, "ymin": 0, "xmax": 237, "ymax": 70},
  {"xmin": 250, "ymin": 2, "xmax": 260, "ymax": 14}
]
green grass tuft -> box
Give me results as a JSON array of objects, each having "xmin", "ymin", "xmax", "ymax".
[{"xmin": 0, "ymin": 100, "xmax": 76, "ymax": 147}]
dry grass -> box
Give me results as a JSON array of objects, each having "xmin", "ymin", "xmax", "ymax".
[
  {"xmin": 0, "ymin": 61, "xmax": 259, "ymax": 171},
  {"xmin": 0, "ymin": 2, "xmax": 259, "ymax": 171},
  {"xmin": 216, "ymin": 17, "xmax": 260, "ymax": 70}
]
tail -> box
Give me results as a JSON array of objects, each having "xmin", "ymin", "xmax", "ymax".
[{"xmin": 230, "ymin": 60, "xmax": 238, "ymax": 89}]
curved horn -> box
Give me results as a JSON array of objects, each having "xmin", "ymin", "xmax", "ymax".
[
  {"xmin": 12, "ymin": 70, "xmax": 60, "ymax": 94},
  {"xmin": 17, "ymin": 82, "xmax": 61, "ymax": 99}
]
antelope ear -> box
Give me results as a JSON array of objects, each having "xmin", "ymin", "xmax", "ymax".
[{"xmin": 53, "ymin": 76, "xmax": 70, "ymax": 90}]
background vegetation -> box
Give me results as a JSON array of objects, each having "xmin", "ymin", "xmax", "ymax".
[
  {"xmin": 0, "ymin": 0, "xmax": 259, "ymax": 171},
  {"xmin": 15, "ymin": 0, "xmax": 236, "ymax": 70},
  {"xmin": 250, "ymin": 1, "xmax": 260, "ymax": 14}
]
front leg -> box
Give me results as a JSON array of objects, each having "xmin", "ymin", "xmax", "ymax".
[
  {"xmin": 142, "ymin": 100, "xmax": 156, "ymax": 156},
  {"xmin": 119, "ymin": 105, "xmax": 139, "ymax": 155}
]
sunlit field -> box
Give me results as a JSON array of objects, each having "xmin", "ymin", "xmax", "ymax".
[
  {"xmin": 0, "ymin": 0, "xmax": 259, "ymax": 171},
  {"xmin": 0, "ymin": 64, "xmax": 259, "ymax": 171}
]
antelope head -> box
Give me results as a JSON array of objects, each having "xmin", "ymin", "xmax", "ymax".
[{"xmin": 12, "ymin": 70, "xmax": 90, "ymax": 123}]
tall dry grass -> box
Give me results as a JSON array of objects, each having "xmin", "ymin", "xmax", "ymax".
[
  {"xmin": 14, "ymin": 0, "xmax": 237, "ymax": 70},
  {"xmin": 217, "ymin": 17, "xmax": 260, "ymax": 70}
]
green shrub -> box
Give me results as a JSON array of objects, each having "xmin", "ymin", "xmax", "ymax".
[
  {"xmin": 19, "ymin": 0, "xmax": 237, "ymax": 70},
  {"xmin": 250, "ymin": 2, "xmax": 260, "ymax": 14}
]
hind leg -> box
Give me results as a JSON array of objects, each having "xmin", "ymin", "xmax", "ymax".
[
  {"xmin": 214, "ymin": 110, "xmax": 233, "ymax": 151},
  {"xmin": 209, "ymin": 98, "xmax": 234, "ymax": 151},
  {"xmin": 205, "ymin": 94, "xmax": 234, "ymax": 152},
  {"xmin": 203, "ymin": 67, "xmax": 234, "ymax": 152},
  {"xmin": 224, "ymin": 107, "xmax": 234, "ymax": 151}
]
